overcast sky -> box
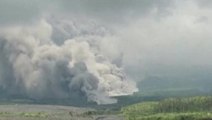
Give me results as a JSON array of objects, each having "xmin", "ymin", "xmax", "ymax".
[{"xmin": 1, "ymin": 0, "xmax": 212, "ymax": 88}]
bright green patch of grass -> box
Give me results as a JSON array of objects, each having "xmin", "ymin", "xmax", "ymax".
[
  {"xmin": 122, "ymin": 96, "xmax": 212, "ymax": 120},
  {"xmin": 132, "ymin": 112, "xmax": 212, "ymax": 120}
]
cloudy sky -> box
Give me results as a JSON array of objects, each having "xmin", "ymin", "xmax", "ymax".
[{"xmin": 0, "ymin": 0, "xmax": 212, "ymax": 103}]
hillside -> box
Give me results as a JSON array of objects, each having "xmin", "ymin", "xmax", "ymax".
[{"xmin": 121, "ymin": 96, "xmax": 212, "ymax": 120}]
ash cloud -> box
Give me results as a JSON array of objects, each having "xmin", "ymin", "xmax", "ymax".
[
  {"xmin": 1, "ymin": 0, "xmax": 212, "ymax": 104},
  {"xmin": 0, "ymin": 19, "xmax": 137, "ymax": 104}
]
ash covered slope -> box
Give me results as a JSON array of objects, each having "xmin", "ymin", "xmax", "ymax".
[{"xmin": 0, "ymin": 19, "xmax": 137, "ymax": 105}]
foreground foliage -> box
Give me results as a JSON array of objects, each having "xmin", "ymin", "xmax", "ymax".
[{"xmin": 122, "ymin": 96, "xmax": 212, "ymax": 120}]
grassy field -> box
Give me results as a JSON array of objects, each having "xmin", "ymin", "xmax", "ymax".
[
  {"xmin": 124, "ymin": 112, "xmax": 212, "ymax": 120},
  {"xmin": 0, "ymin": 104, "xmax": 123, "ymax": 120},
  {"xmin": 0, "ymin": 96, "xmax": 211, "ymax": 120},
  {"xmin": 0, "ymin": 91, "xmax": 211, "ymax": 120},
  {"xmin": 121, "ymin": 96, "xmax": 212, "ymax": 120}
]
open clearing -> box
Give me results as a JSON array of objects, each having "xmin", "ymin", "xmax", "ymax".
[{"xmin": 0, "ymin": 104, "xmax": 123, "ymax": 120}]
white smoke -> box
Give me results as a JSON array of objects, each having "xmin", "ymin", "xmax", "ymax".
[{"xmin": 0, "ymin": 19, "xmax": 137, "ymax": 104}]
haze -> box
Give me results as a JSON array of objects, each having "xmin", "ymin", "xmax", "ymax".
[{"xmin": 0, "ymin": 0, "xmax": 212, "ymax": 105}]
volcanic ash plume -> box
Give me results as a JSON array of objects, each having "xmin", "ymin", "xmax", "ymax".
[{"xmin": 0, "ymin": 19, "xmax": 137, "ymax": 104}]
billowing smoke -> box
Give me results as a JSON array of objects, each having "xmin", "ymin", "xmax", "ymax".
[
  {"xmin": 2, "ymin": 0, "xmax": 212, "ymax": 104},
  {"xmin": 0, "ymin": 19, "xmax": 137, "ymax": 105}
]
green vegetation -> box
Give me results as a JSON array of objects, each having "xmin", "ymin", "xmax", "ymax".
[
  {"xmin": 122, "ymin": 96, "xmax": 212, "ymax": 120},
  {"xmin": 0, "ymin": 112, "xmax": 48, "ymax": 118},
  {"xmin": 0, "ymin": 96, "xmax": 210, "ymax": 120},
  {"xmin": 18, "ymin": 112, "xmax": 48, "ymax": 118},
  {"xmin": 0, "ymin": 112, "xmax": 11, "ymax": 116},
  {"xmin": 0, "ymin": 91, "xmax": 211, "ymax": 120},
  {"xmin": 127, "ymin": 112, "xmax": 212, "ymax": 120}
]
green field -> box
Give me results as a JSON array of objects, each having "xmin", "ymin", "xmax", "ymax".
[
  {"xmin": 121, "ymin": 96, "xmax": 212, "ymax": 120},
  {"xmin": 0, "ymin": 91, "xmax": 211, "ymax": 120},
  {"xmin": 0, "ymin": 104, "xmax": 124, "ymax": 120}
]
